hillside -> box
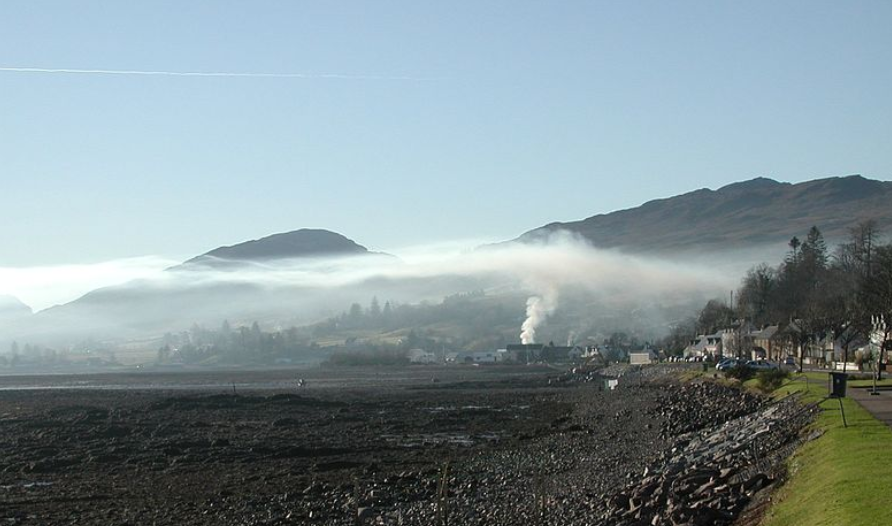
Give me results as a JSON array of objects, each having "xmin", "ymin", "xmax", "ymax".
[
  {"xmin": 178, "ymin": 229, "xmax": 374, "ymax": 269},
  {"xmin": 519, "ymin": 175, "xmax": 892, "ymax": 253},
  {"xmin": 0, "ymin": 295, "xmax": 32, "ymax": 321}
]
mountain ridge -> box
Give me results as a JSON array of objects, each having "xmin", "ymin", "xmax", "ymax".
[
  {"xmin": 519, "ymin": 175, "xmax": 892, "ymax": 252},
  {"xmin": 176, "ymin": 228, "xmax": 376, "ymax": 269},
  {"xmin": 0, "ymin": 295, "xmax": 32, "ymax": 320}
]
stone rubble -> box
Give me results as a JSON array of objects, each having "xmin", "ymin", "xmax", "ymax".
[
  {"xmin": 0, "ymin": 367, "xmax": 817, "ymax": 525},
  {"xmin": 594, "ymin": 392, "xmax": 818, "ymax": 526}
]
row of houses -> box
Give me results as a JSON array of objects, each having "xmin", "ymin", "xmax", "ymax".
[
  {"xmin": 684, "ymin": 320, "xmax": 882, "ymax": 367},
  {"xmin": 410, "ymin": 343, "xmax": 662, "ymax": 365},
  {"xmin": 409, "ymin": 343, "xmax": 589, "ymax": 365},
  {"xmin": 406, "ymin": 348, "xmax": 506, "ymax": 364}
]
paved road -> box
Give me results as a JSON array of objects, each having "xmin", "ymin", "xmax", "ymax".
[{"xmin": 849, "ymin": 383, "xmax": 892, "ymax": 429}]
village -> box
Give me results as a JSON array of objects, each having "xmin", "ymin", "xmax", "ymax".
[
  {"xmin": 407, "ymin": 342, "xmax": 661, "ymax": 367},
  {"xmin": 683, "ymin": 320, "xmax": 890, "ymax": 371},
  {"xmin": 405, "ymin": 318, "xmax": 890, "ymax": 374}
]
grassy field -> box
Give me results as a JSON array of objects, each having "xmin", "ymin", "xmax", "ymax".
[{"xmin": 757, "ymin": 372, "xmax": 892, "ymax": 526}]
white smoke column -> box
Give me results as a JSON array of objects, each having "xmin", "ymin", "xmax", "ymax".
[
  {"xmin": 520, "ymin": 292, "xmax": 558, "ymax": 344},
  {"xmin": 566, "ymin": 330, "xmax": 577, "ymax": 347}
]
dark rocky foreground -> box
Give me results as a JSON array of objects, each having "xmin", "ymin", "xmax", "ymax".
[{"xmin": 0, "ymin": 366, "xmax": 816, "ymax": 525}]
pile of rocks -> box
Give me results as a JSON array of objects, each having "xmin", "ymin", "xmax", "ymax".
[
  {"xmin": 594, "ymin": 395, "xmax": 818, "ymax": 525},
  {"xmin": 554, "ymin": 363, "xmax": 701, "ymax": 386},
  {"xmin": 599, "ymin": 363, "xmax": 702, "ymax": 381},
  {"xmin": 599, "ymin": 364, "xmax": 641, "ymax": 378},
  {"xmin": 651, "ymin": 381, "xmax": 766, "ymax": 438}
]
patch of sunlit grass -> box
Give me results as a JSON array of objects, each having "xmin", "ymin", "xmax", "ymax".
[{"xmin": 760, "ymin": 374, "xmax": 892, "ymax": 526}]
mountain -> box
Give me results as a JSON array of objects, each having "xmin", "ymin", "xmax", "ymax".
[
  {"xmin": 8, "ymin": 229, "xmax": 413, "ymax": 345},
  {"xmin": 518, "ymin": 175, "xmax": 892, "ymax": 253},
  {"xmin": 178, "ymin": 229, "xmax": 375, "ymax": 269},
  {"xmin": 0, "ymin": 295, "xmax": 32, "ymax": 320}
]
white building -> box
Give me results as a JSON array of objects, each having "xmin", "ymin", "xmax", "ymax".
[
  {"xmin": 629, "ymin": 349, "xmax": 659, "ymax": 365},
  {"xmin": 408, "ymin": 349, "xmax": 438, "ymax": 364}
]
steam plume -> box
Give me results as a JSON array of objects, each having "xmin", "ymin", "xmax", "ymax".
[{"xmin": 520, "ymin": 292, "xmax": 558, "ymax": 344}]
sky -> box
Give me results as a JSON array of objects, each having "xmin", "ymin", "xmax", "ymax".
[{"xmin": 2, "ymin": 1, "xmax": 891, "ymax": 272}]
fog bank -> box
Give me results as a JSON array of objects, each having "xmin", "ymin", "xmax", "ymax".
[{"xmin": 1, "ymin": 232, "xmax": 740, "ymax": 346}]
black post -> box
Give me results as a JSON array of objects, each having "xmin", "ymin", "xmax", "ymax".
[{"xmin": 838, "ymin": 397, "xmax": 848, "ymax": 428}]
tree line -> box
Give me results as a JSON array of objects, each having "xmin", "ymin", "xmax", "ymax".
[
  {"xmin": 155, "ymin": 292, "xmax": 507, "ymax": 366},
  {"xmin": 664, "ymin": 220, "xmax": 892, "ymax": 368}
]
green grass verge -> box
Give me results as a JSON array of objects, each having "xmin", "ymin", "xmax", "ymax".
[{"xmin": 759, "ymin": 373, "xmax": 892, "ymax": 526}]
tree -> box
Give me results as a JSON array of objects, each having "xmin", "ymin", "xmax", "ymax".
[
  {"xmin": 660, "ymin": 317, "xmax": 697, "ymax": 355},
  {"xmin": 737, "ymin": 264, "xmax": 776, "ymax": 326},
  {"xmin": 697, "ymin": 299, "xmax": 734, "ymax": 334},
  {"xmin": 831, "ymin": 223, "xmax": 884, "ymax": 361},
  {"xmin": 821, "ymin": 265, "xmax": 864, "ymax": 371},
  {"xmin": 850, "ymin": 219, "xmax": 880, "ymax": 280},
  {"xmin": 800, "ymin": 226, "xmax": 828, "ymax": 274},
  {"xmin": 788, "ymin": 236, "xmax": 801, "ymax": 260},
  {"xmin": 369, "ymin": 296, "xmax": 382, "ymax": 320},
  {"xmin": 348, "ymin": 303, "xmax": 363, "ymax": 323},
  {"xmin": 156, "ymin": 344, "xmax": 171, "ymax": 364},
  {"xmin": 794, "ymin": 301, "xmax": 830, "ymax": 373},
  {"xmin": 190, "ymin": 322, "xmax": 204, "ymax": 343},
  {"xmin": 773, "ymin": 229, "xmax": 827, "ymax": 325}
]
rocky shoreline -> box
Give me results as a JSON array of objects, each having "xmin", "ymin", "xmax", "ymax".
[{"xmin": 0, "ymin": 366, "xmax": 816, "ymax": 525}]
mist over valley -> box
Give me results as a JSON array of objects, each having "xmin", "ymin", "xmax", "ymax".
[{"xmin": 3, "ymin": 175, "xmax": 889, "ymax": 369}]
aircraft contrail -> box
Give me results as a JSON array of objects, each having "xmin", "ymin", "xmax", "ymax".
[{"xmin": 0, "ymin": 66, "xmax": 436, "ymax": 81}]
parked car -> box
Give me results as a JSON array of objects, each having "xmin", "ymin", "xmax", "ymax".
[
  {"xmin": 745, "ymin": 360, "xmax": 778, "ymax": 371},
  {"xmin": 716, "ymin": 358, "xmax": 743, "ymax": 371},
  {"xmin": 784, "ymin": 356, "xmax": 796, "ymax": 366}
]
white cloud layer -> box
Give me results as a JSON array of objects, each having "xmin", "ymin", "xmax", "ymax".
[
  {"xmin": 0, "ymin": 234, "xmax": 734, "ymax": 323},
  {"xmin": 0, "ymin": 256, "xmax": 178, "ymax": 311}
]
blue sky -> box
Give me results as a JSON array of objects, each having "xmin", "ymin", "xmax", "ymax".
[{"xmin": 2, "ymin": 1, "xmax": 891, "ymax": 268}]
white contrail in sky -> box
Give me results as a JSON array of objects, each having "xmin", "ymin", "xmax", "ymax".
[{"xmin": 0, "ymin": 66, "xmax": 436, "ymax": 81}]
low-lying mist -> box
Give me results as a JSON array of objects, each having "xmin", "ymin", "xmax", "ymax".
[
  {"xmin": 1, "ymin": 232, "xmax": 740, "ymax": 349},
  {"xmin": 0, "ymin": 256, "xmax": 178, "ymax": 312}
]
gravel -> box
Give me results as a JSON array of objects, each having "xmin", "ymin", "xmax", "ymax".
[{"xmin": 0, "ymin": 366, "xmax": 816, "ymax": 525}]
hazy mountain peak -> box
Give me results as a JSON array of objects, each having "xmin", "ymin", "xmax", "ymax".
[
  {"xmin": 0, "ymin": 295, "xmax": 32, "ymax": 318},
  {"xmin": 181, "ymin": 229, "xmax": 371, "ymax": 268}
]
